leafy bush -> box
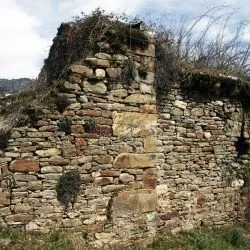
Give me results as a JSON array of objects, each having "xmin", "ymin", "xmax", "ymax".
[
  {"xmin": 223, "ymin": 228, "xmax": 247, "ymax": 247},
  {"xmin": 57, "ymin": 116, "xmax": 72, "ymax": 134},
  {"xmin": 84, "ymin": 118, "xmax": 96, "ymax": 133},
  {"xmin": 56, "ymin": 170, "xmax": 81, "ymax": 210},
  {"xmin": 138, "ymin": 66, "xmax": 148, "ymax": 79},
  {"xmin": 55, "ymin": 95, "xmax": 70, "ymax": 113},
  {"xmin": 0, "ymin": 130, "xmax": 11, "ymax": 150}
]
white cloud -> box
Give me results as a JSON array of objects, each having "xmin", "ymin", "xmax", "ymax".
[
  {"xmin": 0, "ymin": 0, "xmax": 249, "ymax": 79},
  {"xmin": 0, "ymin": 0, "xmax": 51, "ymax": 78}
]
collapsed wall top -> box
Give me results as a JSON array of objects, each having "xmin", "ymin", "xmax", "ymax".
[{"xmin": 38, "ymin": 11, "xmax": 152, "ymax": 86}]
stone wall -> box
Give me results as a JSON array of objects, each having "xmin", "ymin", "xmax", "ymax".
[
  {"xmin": 0, "ymin": 30, "xmax": 249, "ymax": 247},
  {"xmin": 0, "ymin": 33, "xmax": 158, "ymax": 247},
  {"xmin": 156, "ymin": 86, "xmax": 249, "ymax": 233}
]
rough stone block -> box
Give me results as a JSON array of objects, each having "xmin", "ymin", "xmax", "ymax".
[
  {"xmin": 144, "ymin": 136, "xmax": 157, "ymax": 152},
  {"xmin": 35, "ymin": 148, "xmax": 60, "ymax": 157},
  {"xmin": 143, "ymin": 168, "xmax": 157, "ymax": 189},
  {"xmin": 106, "ymin": 68, "xmax": 122, "ymax": 78},
  {"xmin": 113, "ymin": 153, "xmax": 156, "ymax": 169},
  {"xmin": 174, "ymin": 100, "xmax": 187, "ymax": 110},
  {"xmin": 69, "ymin": 65, "xmax": 93, "ymax": 76},
  {"xmin": 113, "ymin": 112, "xmax": 157, "ymax": 137},
  {"xmin": 83, "ymin": 81, "xmax": 107, "ymax": 94},
  {"xmin": 5, "ymin": 214, "xmax": 33, "ymax": 223},
  {"xmin": 119, "ymin": 173, "xmax": 135, "ymax": 184},
  {"xmin": 10, "ymin": 160, "xmax": 40, "ymax": 173},
  {"xmin": 113, "ymin": 189, "xmax": 157, "ymax": 214},
  {"xmin": 191, "ymin": 108, "xmax": 204, "ymax": 117},
  {"xmin": 124, "ymin": 94, "xmax": 156, "ymax": 104},
  {"xmin": 95, "ymin": 69, "xmax": 106, "ymax": 78}
]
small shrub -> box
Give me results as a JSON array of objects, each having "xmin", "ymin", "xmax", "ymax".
[
  {"xmin": 56, "ymin": 170, "xmax": 81, "ymax": 210},
  {"xmin": 57, "ymin": 116, "xmax": 72, "ymax": 134},
  {"xmin": 84, "ymin": 118, "xmax": 96, "ymax": 133},
  {"xmin": 25, "ymin": 106, "xmax": 43, "ymax": 126},
  {"xmin": 121, "ymin": 59, "xmax": 137, "ymax": 83},
  {"xmin": 55, "ymin": 95, "xmax": 70, "ymax": 113},
  {"xmin": 223, "ymin": 227, "xmax": 247, "ymax": 247},
  {"xmin": 138, "ymin": 66, "xmax": 148, "ymax": 79},
  {"xmin": 0, "ymin": 130, "xmax": 11, "ymax": 150}
]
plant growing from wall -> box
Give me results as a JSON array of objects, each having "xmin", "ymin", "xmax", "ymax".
[
  {"xmin": 0, "ymin": 130, "xmax": 11, "ymax": 150},
  {"xmin": 55, "ymin": 95, "xmax": 70, "ymax": 113},
  {"xmin": 138, "ymin": 66, "xmax": 148, "ymax": 79},
  {"xmin": 56, "ymin": 170, "xmax": 81, "ymax": 211},
  {"xmin": 57, "ymin": 116, "xmax": 72, "ymax": 134},
  {"xmin": 84, "ymin": 118, "xmax": 96, "ymax": 133},
  {"xmin": 120, "ymin": 59, "xmax": 137, "ymax": 82}
]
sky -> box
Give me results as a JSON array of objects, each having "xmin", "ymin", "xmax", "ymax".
[{"xmin": 0, "ymin": 0, "xmax": 249, "ymax": 79}]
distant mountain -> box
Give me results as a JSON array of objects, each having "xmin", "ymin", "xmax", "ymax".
[{"xmin": 0, "ymin": 78, "xmax": 34, "ymax": 93}]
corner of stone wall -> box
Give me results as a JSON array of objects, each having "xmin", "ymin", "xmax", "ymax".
[{"xmin": 0, "ymin": 30, "xmax": 158, "ymax": 246}]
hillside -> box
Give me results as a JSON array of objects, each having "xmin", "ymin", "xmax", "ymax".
[{"xmin": 0, "ymin": 78, "xmax": 33, "ymax": 93}]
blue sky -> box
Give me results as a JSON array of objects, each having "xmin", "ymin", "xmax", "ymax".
[{"xmin": 0, "ymin": 0, "xmax": 249, "ymax": 78}]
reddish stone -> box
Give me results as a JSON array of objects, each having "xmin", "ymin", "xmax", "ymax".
[
  {"xmin": 143, "ymin": 168, "xmax": 157, "ymax": 189},
  {"xmin": 77, "ymin": 109, "xmax": 101, "ymax": 117},
  {"xmin": 71, "ymin": 125, "xmax": 84, "ymax": 133},
  {"xmin": 5, "ymin": 214, "xmax": 33, "ymax": 222},
  {"xmin": 140, "ymin": 104, "xmax": 157, "ymax": 114},
  {"xmin": 10, "ymin": 160, "xmax": 40, "ymax": 173},
  {"xmin": 94, "ymin": 125, "xmax": 112, "ymax": 136},
  {"xmin": 241, "ymin": 196, "xmax": 248, "ymax": 206},
  {"xmin": 196, "ymin": 132, "xmax": 204, "ymax": 139},
  {"xmin": 100, "ymin": 170, "xmax": 120, "ymax": 177},
  {"xmin": 206, "ymin": 123, "xmax": 217, "ymax": 130},
  {"xmin": 160, "ymin": 211, "xmax": 179, "ymax": 220},
  {"xmin": 0, "ymin": 192, "xmax": 7, "ymax": 205},
  {"xmin": 62, "ymin": 147, "xmax": 80, "ymax": 157},
  {"xmin": 101, "ymin": 110, "xmax": 112, "ymax": 118},
  {"xmin": 75, "ymin": 138, "xmax": 87, "ymax": 148},
  {"xmin": 197, "ymin": 195, "xmax": 207, "ymax": 206},
  {"xmin": 87, "ymin": 220, "xmax": 106, "ymax": 233},
  {"xmin": 82, "ymin": 133, "xmax": 99, "ymax": 139}
]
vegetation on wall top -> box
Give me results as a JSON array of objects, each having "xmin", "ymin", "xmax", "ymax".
[{"xmin": 155, "ymin": 6, "xmax": 250, "ymax": 99}]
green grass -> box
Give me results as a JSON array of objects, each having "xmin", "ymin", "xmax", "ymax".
[
  {"xmin": 0, "ymin": 227, "xmax": 75, "ymax": 250},
  {"xmin": 1, "ymin": 225, "xmax": 250, "ymax": 250},
  {"xmin": 147, "ymin": 226, "xmax": 250, "ymax": 250}
]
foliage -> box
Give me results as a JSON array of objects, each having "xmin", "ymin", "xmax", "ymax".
[
  {"xmin": 0, "ymin": 130, "xmax": 11, "ymax": 150},
  {"xmin": 153, "ymin": 6, "xmax": 250, "ymax": 96},
  {"xmin": 84, "ymin": 118, "xmax": 96, "ymax": 133},
  {"xmin": 137, "ymin": 66, "xmax": 148, "ymax": 79},
  {"xmin": 39, "ymin": 8, "xmax": 149, "ymax": 86},
  {"xmin": 56, "ymin": 170, "xmax": 81, "ymax": 211},
  {"xmin": 0, "ymin": 227, "xmax": 75, "ymax": 250},
  {"xmin": 55, "ymin": 94, "xmax": 70, "ymax": 113},
  {"xmin": 57, "ymin": 116, "xmax": 72, "ymax": 134},
  {"xmin": 147, "ymin": 226, "xmax": 250, "ymax": 250}
]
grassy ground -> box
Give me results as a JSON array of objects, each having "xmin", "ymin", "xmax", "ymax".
[{"xmin": 1, "ymin": 225, "xmax": 250, "ymax": 250}]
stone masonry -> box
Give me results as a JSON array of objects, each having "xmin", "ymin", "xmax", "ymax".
[{"xmin": 0, "ymin": 29, "xmax": 249, "ymax": 247}]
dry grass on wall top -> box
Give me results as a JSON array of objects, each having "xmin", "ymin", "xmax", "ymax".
[
  {"xmin": 39, "ymin": 8, "xmax": 150, "ymax": 86},
  {"xmin": 154, "ymin": 6, "xmax": 250, "ymax": 97}
]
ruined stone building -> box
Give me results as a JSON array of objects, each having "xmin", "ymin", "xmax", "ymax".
[{"xmin": 0, "ymin": 14, "xmax": 249, "ymax": 247}]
